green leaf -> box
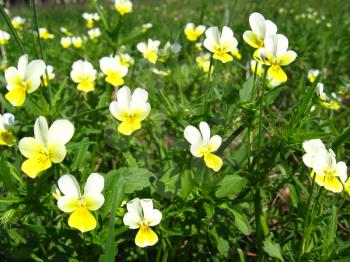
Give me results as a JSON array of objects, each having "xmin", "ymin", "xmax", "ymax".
[
  {"xmin": 179, "ymin": 169, "xmax": 193, "ymax": 198},
  {"xmin": 263, "ymin": 235, "xmax": 284, "ymax": 261},
  {"xmin": 239, "ymin": 77, "xmax": 256, "ymax": 105},
  {"xmin": 122, "ymin": 168, "xmax": 154, "ymax": 194},
  {"xmin": 232, "ymin": 209, "xmax": 252, "ymax": 236},
  {"xmin": 215, "ymin": 174, "xmax": 247, "ymax": 198}
]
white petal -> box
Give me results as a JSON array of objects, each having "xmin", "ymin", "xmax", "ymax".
[
  {"xmin": 2, "ymin": 113, "xmax": 15, "ymax": 128},
  {"xmin": 190, "ymin": 142, "xmax": 202, "ymax": 157},
  {"xmin": 313, "ymin": 149, "xmax": 332, "ymax": 176},
  {"xmin": 57, "ymin": 195, "xmax": 79, "ymax": 212},
  {"xmin": 84, "ymin": 173, "xmax": 104, "ymax": 195},
  {"xmin": 275, "ymin": 34, "xmax": 289, "ymax": 57},
  {"xmin": 117, "ymin": 86, "xmax": 131, "ymax": 109},
  {"xmin": 208, "ymin": 135, "xmax": 222, "ymax": 152},
  {"xmin": 84, "ymin": 193, "xmax": 105, "ymax": 211},
  {"xmin": 249, "ymin": 12, "xmax": 266, "ymax": 39},
  {"xmin": 199, "ymin": 122, "xmax": 210, "ymax": 144},
  {"xmin": 335, "ymin": 162, "xmax": 347, "ymax": 183},
  {"xmin": 34, "ymin": 116, "xmax": 49, "ymax": 145},
  {"xmin": 132, "ymin": 88, "xmax": 148, "ymax": 102},
  {"xmin": 204, "ymin": 27, "xmax": 220, "ymax": 52},
  {"xmin": 17, "ymin": 54, "xmax": 28, "ymax": 78},
  {"xmin": 123, "ymin": 198, "xmax": 142, "ymax": 228},
  {"xmin": 184, "ymin": 125, "xmax": 202, "ymax": 145},
  {"xmin": 264, "ymin": 35, "xmax": 278, "ymax": 57},
  {"xmin": 24, "ymin": 60, "xmax": 46, "ymax": 80},
  {"xmin": 58, "ymin": 174, "xmax": 81, "ymax": 197},
  {"xmin": 220, "ymin": 26, "xmax": 238, "ymax": 51},
  {"xmin": 48, "ymin": 119, "xmax": 74, "ymax": 145},
  {"xmin": 265, "ymin": 20, "xmax": 277, "ymax": 36},
  {"xmin": 303, "ymin": 139, "xmax": 325, "ymax": 154},
  {"xmin": 137, "ymin": 42, "xmax": 147, "ymax": 53},
  {"xmin": 5, "ymin": 67, "xmax": 21, "ymax": 86}
]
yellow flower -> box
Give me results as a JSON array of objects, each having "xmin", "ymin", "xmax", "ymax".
[
  {"xmin": 0, "ymin": 30, "xmax": 10, "ymax": 45},
  {"xmin": 70, "ymin": 60, "xmax": 97, "ymax": 93},
  {"xmin": 19, "ymin": 116, "xmax": 74, "ymax": 178},
  {"xmin": 57, "ymin": 173, "xmax": 104, "ymax": 233},
  {"xmin": 116, "ymin": 53, "xmax": 135, "ymax": 67},
  {"xmin": 72, "ymin": 36, "xmax": 83, "ymax": 48},
  {"xmin": 203, "ymin": 26, "xmax": 238, "ymax": 63},
  {"xmin": 4, "ymin": 54, "xmax": 46, "ymax": 107},
  {"xmin": 115, "ymin": 0, "xmax": 133, "ymax": 16},
  {"xmin": 184, "ymin": 23, "xmax": 206, "ymax": 42},
  {"xmin": 42, "ymin": 65, "xmax": 55, "ymax": 87},
  {"xmin": 231, "ymin": 49, "xmax": 242, "ymax": 60},
  {"xmin": 307, "ymin": 69, "xmax": 320, "ymax": 83},
  {"xmin": 184, "ymin": 122, "xmax": 223, "ymax": 172},
  {"xmin": 39, "ymin": 28, "xmax": 54, "ymax": 40},
  {"xmin": 87, "ymin": 28, "xmax": 101, "ymax": 40},
  {"xmin": 60, "ymin": 37, "xmax": 72, "ymax": 48},
  {"xmin": 109, "ymin": 86, "xmax": 151, "ymax": 136},
  {"xmin": 11, "ymin": 16, "xmax": 25, "ymax": 30},
  {"xmin": 0, "ymin": 113, "xmax": 16, "ymax": 147},
  {"xmin": 123, "ymin": 198, "xmax": 162, "ymax": 247},
  {"xmin": 256, "ymin": 34, "xmax": 297, "ymax": 82},
  {"xmin": 137, "ymin": 39, "xmax": 160, "ymax": 64},
  {"xmin": 60, "ymin": 27, "xmax": 72, "ymax": 36},
  {"xmin": 82, "ymin": 13, "xmax": 100, "ymax": 29},
  {"xmin": 99, "ymin": 56, "xmax": 128, "ymax": 86}
]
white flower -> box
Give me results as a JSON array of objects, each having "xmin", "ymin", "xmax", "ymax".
[
  {"xmin": 72, "ymin": 36, "xmax": 83, "ymax": 48},
  {"xmin": 316, "ymin": 83, "xmax": 327, "ymax": 101},
  {"xmin": 57, "ymin": 173, "xmax": 104, "ymax": 233},
  {"xmin": 184, "ymin": 122, "xmax": 223, "ymax": 172},
  {"xmin": 39, "ymin": 28, "xmax": 54, "ymax": 40},
  {"xmin": 109, "ymin": 86, "xmax": 151, "ymax": 135},
  {"xmin": 308, "ymin": 69, "xmax": 320, "ymax": 83},
  {"xmin": 11, "ymin": 16, "xmax": 25, "ymax": 29},
  {"xmin": 70, "ymin": 60, "xmax": 97, "ymax": 93},
  {"xmin": 60, "ymin": 37, "xmax": 72, "ymax": 48},
  {"xmin": 142, "ymin": 23, "xmax": 152, "ymax": 32},
  {"xmin": 184, "ymin": 23, "xmax": 206, "ymax": 41},
  {"xmin": 302, "ymin": 139, "xmax": 326, "ymax": 168},
  {"xmin": 19, "ymin": 116, "xmax": 74, "ymax": 178},
  {"xmin": 243, "ymin": 12, "xmax": 277, "ymax": 49},
  {"xmin": 115, "ymin": 0, "xmax": 133, "ymax": 15},
  {"xmin": 116, "ymin": 53, "xmax": 134, "ymax": 67},
  {"xmin": 151, "ymin": 68, "xmax": 171, "ymax": 76},
  {"xmin": 203, "ymin": 26, "xmax": 238, "ymax": 63},
  {"xmin": 99, "ymin": 56, "xmax": 128, "ymax": 86},
  {"xmin": 82, "ymin": 13, "xmax": 99, "ymax": 28},
  {"xmin": 123, "ymin": 198, "xmax": 162, "ymax": 247},
  {"xmin": 0, "ymin": 113, "xmax": 16, "ymax": 146},
  {"xmin": 4, "ymin": 54, "xmax": 46, "ymax": 106},
  {"xmin": 42, "ymin": 65, "xmax": 55, "ymax": 86},
  {"xmin": 88, "ymin": 28, "xmax": 101, "ymax": 40},
  {"xmin": 0, "ymin": 30, "xmax": 10, "ymax": 45},
  {"xmin": 137, "ymin": 39, "xmax": 160, "ymax": 64}
]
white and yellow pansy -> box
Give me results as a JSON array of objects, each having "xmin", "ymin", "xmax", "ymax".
[
  {"xmin": 308, "ymin": 69, "xmax": 320, "ymax": 83},
  {"xmin": 0, "ymin": 30, "xmax": 10, "ymax": 45},
  {"xmin": 70, "ymin": 60, "xmax": 97, "ymax": 93},
  {"xmin": 184, "ymin": 122, "xmax": 223, "ymax": 172},
  {"xmin": 42, "ymin": 65, "xmax": 55, "ymax": 87},
  {"xmin": 203, "ymin": 26, "xmax": 238, "ymax": 63},
  {"xmin": 99, "ymin": 56, "xmax": 128, "ymax": 87},
  {"xmin": 184, "ymin": 23, "xmax": 206, "ymax": 42},
  {"xmin": 116, "ymin": 52, "xmax": 135, "ymax": 67},
  {"xmin": 137, "ymin": 39, "xmax": 160, "ymax": 64},
  {"xmin": 57, "ymin": 173, "xmax": 104, "ymax": 233},
  {"xmin": 19, "ymin": 116, "xmax": 74, "ymax": 178},
  {"xmin": 257, "ymin": 34, "xmax": 297, "ymax": 82},
  {"xmin": 123, "ymin": 198, "xmax": 162, "ymax": 247},
  {"xmin": 60, "ymin": 37, "xmax": 72, "ymax": 48},
  {"xmin": 302, "ymin": 139, "xmax": 347, "ymax": 193},
  {"xmin": 82, "ymin": 12, "xmax": 100, "ymax": 28},
  {"xmin": 39, "ymin": 28, "xmax": 54, "ymax": 40},
  {"xmin": 142, "ymin": 23, "xmax": 152, "ymax": 32},
  {"xmin": 115, "ymin": 0, "xmax": 133, "ymax": 16},
  {"xmin": 4, "ymin": 54, "xmax": 46, "ymax": 107},
  {"xmin": 60, "ymin": 27, "xmax": 72, "ymax": 36},
  {"xmin": 196, "ymin": 53, "xmax": 214, "ymax": 73},
  {"xmin": 250, "ymin": 59, "xmax": 263, "ymax": 77},
  {"xmin": 315, "ymin": 83, "xmax": 340, "ymax": 111},
  {"xmin": 72, "ymin": 36, "xmax": 83, "ymax": 48},
  {"xmin": 88, "ymin": 28, "xmax": 101, "ymax": 40},
  {"xmin": 109, "ymin": 86, "xmax": 151, "ymax": 136},
  {"xmin": 11, "ymin": 16, "xmax": 25, "ymax": 30},
  {"xmin": 243, "ymin": 12, "xmax": 277, "ymax": 49},
  {"xmin": 0, "ymin": 113, "xmax": 16, "ymax": 147}
]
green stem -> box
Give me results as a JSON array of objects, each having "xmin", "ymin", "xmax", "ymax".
[
  {"xmin": 68, "ymin": 106, "xmax": 109, "ymax": 120},
  {"xmin": 254, "ymin": 188, "xmax": 263, "ymax": 258},
  {"xmin": 0, "ymin": 6, "xmax": 25, "ymax": 54},
  {"xmin": 203, "ymin": 55, "xmax": 213, "ymax": 115},
  {"xmin": 217, "ymin": 124, "xmax": 246, "ymax": 155}
]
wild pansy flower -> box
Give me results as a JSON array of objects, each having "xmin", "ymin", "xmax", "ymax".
[
  {"xmin": 250, "ymin": 60, "xmax": 263, "ymax": 77},
  {"xmin": 11, "ymin": 16, "xmax": 25, "ymax": 30},
  {"xmin": 60, "ymin": 37, "xmax": 72, "ymax": 48},
  {"xmin": 314, "ymin": 83, "xmax": 340, "ymax": 111},
  {"xmin": 302, "ymin": 139, "xmax": 347, "ymax": 193},
  {"xmin": 0, "ymin": 30, "xmax": 10, "ymax": 45},
  {"xmin": 19, "ymin": 116, "xmax": 74, "ymax": 178},
  {"xmin": 184, "ymin": 23, "xmax": 206, "ymax": 42},
  {"xmin": 70, "ymin": 60, "xmax": 97, "ymax": 93},
  {"xmin": 231, "ymin": 48, "xmax": 242, "ymax": 60},
  {"xmin": 115, "ymin": 0, "xmax": 133, "ymax": 16},
  {"xmin": 57, "ymin": 173, "xmax": 104, "ymax": 233},
  {"xmin": 4, "ymin": 54, "xmax": 46, "ymax": 106},
  {"xmin": 123, "ymin": 198, "xmax": 162, "ymax": 247},
  {"xmin": 142, "ymin": 23, "xmax": 152, "ymax": 32},
  {"xmin": 203, "ymin": 26, "xmax": 238, "ymax": 63},
  {"xmin": 256, "ymin": 34, "xmax": 297, "ymax": 82},
  {"xmin": 42, "ymin": 65, "xmax": 55, "ymax": 87},
  {"xmin": 99, "ymin": 56, "xmax": 128, "ymax": 87},
  {"xmin": 196, "ymin": 53, "xmax": 214, "ymax": 73},
  {"xmin": 0, "ymin": 113, "xmax": 16, "ymax": 147},
  {"xmin": 60, "ymin": 27, "xmax": 72, "ymax": 36},
  {"xmin": 39, "ymin": 28, "xmax": 54, "ymax": 40},
  {"xmin": 243, "ymin": 12, "xmax": 277, "ymax": 50},
  {"xmin": 72, "ymin": 36, "xmax": 83, "ymax": 48},
  {"xmin": 308, "ymin": 69, "xmax": 320, "ymax": 83},
  {"xmin": 82, "ymin": 13, "xmax": 100, "ymax": 28},
  {"xmin": 151, "ymin": 68, "xmax": 171, "ymax": 77},
  {"xmin": 116, "ymin": 52, "xmax": 135, "ymax": 67},
  {"xmin": 88, "ymin": 28, "xmax": 101, "ymax": 40},
  {"xmin": 137, "ymin": 39, "xmax": 160, "ymax": 64},
  {"xmin": 184, "ymin": 121, "xmax": 223, "ymax": 172},
  {"xmin": 109, "ymin": 86, "xmax": 151, "ymax": 136}
]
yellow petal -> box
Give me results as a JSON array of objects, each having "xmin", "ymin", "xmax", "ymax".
[
  {"xmin": 22, "ymin": 154, "xmax": 52, "ymax": 178},
  {"xmin": 213, "ymin": 52, "xmax": 232, "ymax": 63},
  {"xmin": 203, "ymin": 152, "xmax": 223, "ymax": 172},
  {"xmin": 77, "ymin": 81, "xmax": 94, "ymax": 92},
  {"xmin": 135, "ymin": 224, "xmax": 159, "ymax": 247},
  {"xmin": 48, "ymin": 143, "xmax": 67, "ymax": 163},
  {"xmin": 68, "ymin": 207, "xmax": 97, "ymax": 233},
  {"xmin": 0, "ymin": 130, "xmax": 16, "ymax": 146},
  {"xmin": 145, "ymin": 51, "xmax": 158, "ymax": 64},
  {"xmin": 323, "ymin": 174, "xmax": 343, "ymax": 193},
  {"xmin": 106, "ymin": 74, "xmax": 124, "ymax": 87},
  {"xmin": 243, "ymin": 31, "xmax": 262, "ymax": 49},
  {"xmin": 5, "ymin": 87, "xmax": 26, "ymax": 107},
  {"xmin": 118, "ymin": 120, "xmax": 141, "ymax": 136},
  {"xmin": 267, "ymin": 65, "xmax": 287, "ymax": 82}
]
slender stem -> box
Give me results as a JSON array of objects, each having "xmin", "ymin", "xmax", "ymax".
[
  {"xmin": 0, "ymin": 6, "xmax": 25, "ymax": 54},
  {"xmin": 254, "ymin": 188, "xmax": 263, "ymax": 258},
  {"xmin": 68, "ymin": 106, "xmax": 109, "ymax": 120},
  {"xmin": 217, "ymin": 124, "xmax": 246, "ymax": 155},
  {"xmin": 203, "ymin": 55, "xmax": 213, "ymax": 115}
]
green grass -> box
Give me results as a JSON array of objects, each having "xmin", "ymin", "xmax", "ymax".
[{"xmin": 1, "ymin": 0, "xmax": 350, "ymax": 261}]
